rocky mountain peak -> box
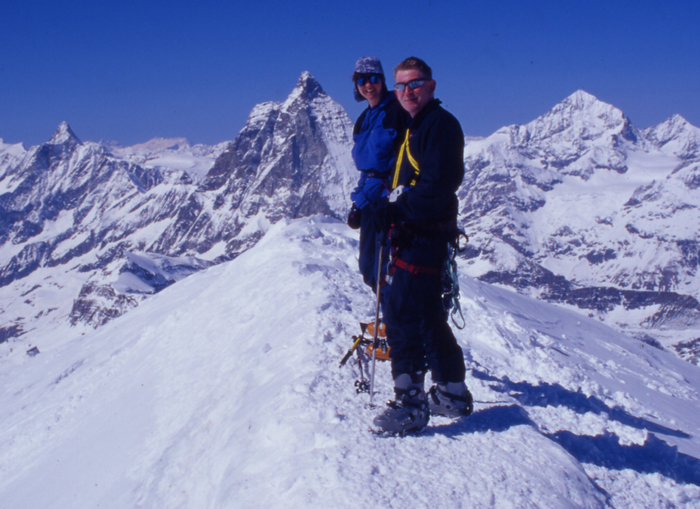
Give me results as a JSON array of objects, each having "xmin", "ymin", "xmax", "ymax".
[
  {"xmin": 563, "ymin": 89, "xmax": 603, "ymax": 109},
  {"xmin": 643, "ymin": 114, "xmax": 700, "ymax": 159},
  {"xmin": 49, "ymin": 122, "xmax": 82, "ymax": 146},
  {"xmin": 538, "ymin": 90, "xmax": 625, "ymax": 131},
  {"xmin": 283, "ymin": 72, "xmax": 326, "ymax": 109},
  {"xmin": 522, "ymin": 89, "xmax": 642, "ymax": 151}
]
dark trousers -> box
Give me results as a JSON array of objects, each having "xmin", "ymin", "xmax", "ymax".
[
  {"xmin": 383, "ymin": 234, "xmax": 466, "ymax": 384},
  {"xmin": 358, "ymin": 204, "xmax": 384, "ymax": 293}
]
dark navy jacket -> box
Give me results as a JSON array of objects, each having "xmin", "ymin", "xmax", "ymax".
[
  {"xmin": 392, "ymin": 99, "xmax": 465, "ymax": 224},
  {"xmin": 351, "ymin": 92, "xmax": 407, "ymax": 210}
]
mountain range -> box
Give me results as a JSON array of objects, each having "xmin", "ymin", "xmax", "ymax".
[
  {"xmin": 0, "ymin": 72, "xmax": 354, "ymax": 343},
  {"xmin": 1, "ymin": 75, "xmax": 699, "ymax": 366},
  {"xmin": 459, "ymin": 90, "xmax": 700, "ymax": 363}
]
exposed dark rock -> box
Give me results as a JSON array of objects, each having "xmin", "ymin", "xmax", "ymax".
[
  {"xmin": 0, "ymin": 324, "xmax": 24, "ymax": 343},
  {"xmin": 69, "ymin": 283, "xmax": 140, "ymax": 328},
  {"xmin": 674, "ymin": 338, "xmax": 700, "ymax": 365},
  {"xmin": 633, "ymin": 334, "xmax": 664, "ymax": 350}
]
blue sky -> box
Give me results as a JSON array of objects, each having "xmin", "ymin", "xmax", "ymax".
[{"xmin": 2, "ymin": 0, "xmax": 698, "ymax": 146}]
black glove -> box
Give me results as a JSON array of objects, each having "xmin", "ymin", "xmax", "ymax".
[
  {"xmin": 347, "ymin": 204, "xmax": 361, "ymax": 229},
  {"xmin": 373, "ymin": 202, "xmax": 398, "ymax": 233}
]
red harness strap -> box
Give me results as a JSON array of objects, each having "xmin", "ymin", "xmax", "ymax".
[{"xmin": 392, "ymin": 257, "xmax": 441, "ymax": 276}]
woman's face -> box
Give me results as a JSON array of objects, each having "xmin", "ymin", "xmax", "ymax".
[{"xmin": 356, "ymin": 75, "xmax": 384, "ymax": 107}]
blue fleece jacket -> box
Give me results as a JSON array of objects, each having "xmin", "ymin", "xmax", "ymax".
[{"xmin": 351, "ymin": 92, "xmax": 407, "ymax": 210}]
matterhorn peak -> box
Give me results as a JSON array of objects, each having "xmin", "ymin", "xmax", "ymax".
[
  {"xmin": 291, "ymin": 71, "xmax": 326, "ymax": 101},
  {"xmin": 49, "ymin": 122, "xmax": 82, "ymax": 146}
]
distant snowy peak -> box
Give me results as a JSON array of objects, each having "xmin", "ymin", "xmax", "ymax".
[
  {"xmin": 0, "ymin": 140, "xmax": 27, "ymax": 179},
  {"xmin": 0, "ymin": 139, "xmax": 26, "ymax": 156},
  {"xmin": 128, "ymin": 137, "xmax": 190, "ymax": 152},
  {"xmin": 49, "ymin": 122, "xmax": 82, "ymax": 146},
  {"xmin": 643, "ymin": 114, "xmax": 700, "ymax": 159},
  {"xmin": 107, "ymin": 137, "xmax": 228, "ymax": 183},
  {"xmin": 522, "ymin": 90, "xmax": 642, "ymax": 147}
]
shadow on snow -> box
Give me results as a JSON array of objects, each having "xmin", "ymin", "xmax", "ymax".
[
  {"xmin": 423, "ymin": 369, "xmax": 700, "ymax": 486},
  {"xmin": 471, "ymin": 368, "xmax": 690, "ymax": 439}
]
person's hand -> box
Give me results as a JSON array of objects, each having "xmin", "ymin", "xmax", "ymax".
[
  {"xmin": 347, "ymin": 204, "xmax": 361, "ymax": 229},
  {"xmin": 373, "ymin": 202, "xmax": 397, "ymax": 233}
]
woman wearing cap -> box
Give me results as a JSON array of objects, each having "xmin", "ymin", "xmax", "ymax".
[{"xmin": 348, "ymin": 57, "xmax": 408, "ymax": 294}]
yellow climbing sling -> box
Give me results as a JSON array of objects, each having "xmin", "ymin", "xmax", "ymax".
[{"xmin": 392, "ymin": 129, "xmax": 420, "ymax": 190}]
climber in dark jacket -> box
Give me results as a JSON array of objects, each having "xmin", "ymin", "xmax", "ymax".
[
  {"xmin": 348, "ymin": 56, "xmax": 407, "ymax": 292},
  {"xmin": 373, "ymin": 56, "xmax": 472, "ymax": 435}
]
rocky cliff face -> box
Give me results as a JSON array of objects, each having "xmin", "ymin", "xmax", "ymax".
[{"xmin": 150, "ymin": 71, "xmax": 355, "ymax": 260}]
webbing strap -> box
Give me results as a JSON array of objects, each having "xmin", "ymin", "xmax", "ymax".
[
  {"xmin": 392, "ymin": 256, "xmax": 441, "ymax": 276},
  {"xmin": 392, "ymin": 129, "xmax": 420, "ymax": 190}
]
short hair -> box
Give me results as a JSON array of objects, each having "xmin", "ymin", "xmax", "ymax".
[{"xmin": 394, "ymin": 57, "xmax": 433, "ymax": 80}]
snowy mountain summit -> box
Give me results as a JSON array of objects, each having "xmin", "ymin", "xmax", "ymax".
[
  {"xmin": 643, "ymin": 114, "xmax": 700, "ymax": 160},
  {"xmin": 152, "ymin": 71, "xmax": 355, "ymax": 258},
  {"xmin": 2, "ymin": 78, "xmax": 700, "ymax": 507},
  {"xmin": 1, "ymin": 217, "xmax": 699, "ymax": 508},
  {"xmin": 49, "ymin": 121, "xmax": 82, "ymax": 146}
]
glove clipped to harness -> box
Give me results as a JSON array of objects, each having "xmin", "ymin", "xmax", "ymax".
[{"xmin": 347, "ymin": 204, "xmax": 361, "ymax": 230}]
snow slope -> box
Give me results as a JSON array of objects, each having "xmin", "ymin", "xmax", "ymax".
[{"xmin": 1, "ymin": 217, "xmax": 699, "ymax": 508}]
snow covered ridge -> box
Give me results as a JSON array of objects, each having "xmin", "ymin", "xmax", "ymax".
[
  {"xmin": 1, "ymin": 217, "xmax": 699, "ymax": 507},
  {"xmin": 459, "ymin": 90, "xmax": 700, "ymax": 363},
  {"xmin": 0, "ymin": 73, "xmax": 355, "ymax": 346}
]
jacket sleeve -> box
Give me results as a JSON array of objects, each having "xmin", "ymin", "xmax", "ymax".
[{"xmin": 397, "ymin": 112, "xmax": 465, "ymax": 223}]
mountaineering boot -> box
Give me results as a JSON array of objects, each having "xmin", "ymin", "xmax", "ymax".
[
  {"xmin": 428, "ymin": 381, "xmax": 473, "ymax": 418},
  {"xmin": 373, "ymin": 374, "xmax": 429, "ymax": 435}
]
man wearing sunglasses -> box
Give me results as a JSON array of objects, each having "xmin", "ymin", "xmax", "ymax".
[{"xmin": 373, "ymin": 56, "xmax": 471, "ymax": 435}]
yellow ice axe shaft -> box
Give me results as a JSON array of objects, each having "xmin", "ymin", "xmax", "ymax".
[{"xmin": 339, "ymin": 335, "xmax": 364, "ymax": 367}]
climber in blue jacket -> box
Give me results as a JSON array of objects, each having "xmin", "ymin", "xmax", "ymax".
[{"xmin": 348, "ymin": 56, "xmax": 408, "ymax": 293}]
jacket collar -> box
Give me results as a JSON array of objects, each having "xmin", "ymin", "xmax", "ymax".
[
  {"xmin": 407, "ymin": 98, "xmax": 442, "ymax": 127},
  {"xmin": 369, "ymin": 91, "xmax": 396, "ymax": 110}
]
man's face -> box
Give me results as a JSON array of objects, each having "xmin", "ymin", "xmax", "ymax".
[{"xmin": 394, "ymin": 69, "xmax": 435, "ymax": 118}]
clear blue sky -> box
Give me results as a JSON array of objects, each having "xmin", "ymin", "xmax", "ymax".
[{"xmin": 2, "ymin": 0, "xmax": 698, "ymax": 147}]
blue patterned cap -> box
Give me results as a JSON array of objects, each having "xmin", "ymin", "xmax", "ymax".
[
  {"xmin": 354, "ymin": 56, "xmax": 384, "ymax": 75},
  {"xmin": 353, "ymin": 57, "xmax": 384, "ymax": 102}
]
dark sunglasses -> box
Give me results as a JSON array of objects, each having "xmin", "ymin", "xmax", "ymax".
[
  {"xmin": 356, "ymin": 74, "xmax": 382, "ymax": 86},
  {"xmin": 394, "ymin": 78, "xmax": 429, "ymax": 92}
]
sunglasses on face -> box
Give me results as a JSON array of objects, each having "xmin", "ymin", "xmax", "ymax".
[
  {"xmin": 356, "ymin": 74, "xmax": 382, "ymax": 86},
  {"xmin": 394, "ymin": 78, "xmax": 429, "ymax": 92}
]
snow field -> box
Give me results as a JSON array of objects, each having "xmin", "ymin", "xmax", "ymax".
[{"xmin": 1, "ymin": 217, "xmax": 699, "ymax": 508}]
